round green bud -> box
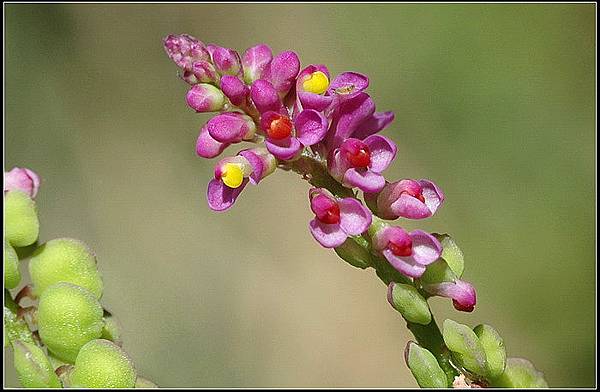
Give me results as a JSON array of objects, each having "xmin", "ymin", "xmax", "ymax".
[
  {"xmin": 4, "ymin": 240, "xmax": 21, "ymax": 289},
  {"xmin": 4, "ymin": 190, "xmax": 40, "ymax": 247},
  {"xmin": 29, "ymin": 238, "xmax": 103, "ymax": 299},
  {"xmin": 37, "ymin": 282, "xmax": 104, "ymax": 363},
  {"xmin": 13, "ymin": 340, "xmax": 62, "ymax": 388},
  {"xmin": 71, "ymin": 339, "xmax": 136, "ymax": 388}
]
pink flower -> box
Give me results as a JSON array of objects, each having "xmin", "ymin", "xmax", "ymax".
[{"xmin": 308, "ymin": 188, "xmax": 372, "ymax": 248}]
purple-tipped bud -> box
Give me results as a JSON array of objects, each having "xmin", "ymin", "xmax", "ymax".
[
  {"xmin": 423, "ymin": 280, "xmax": 477, "ymax": 312},
  {"xmin": 186, "ymin": 84, "xmax": 226, "ymax": 113},
  {"xmin": 242, "ymin": 44, "xmax": 273, "ymax": 84},
  {"xmin": 163, "ymin": 34, "xmax": 210, "ymax": 70},
  {"xmin": 206, "ymin": 112, "xmax": 256, "ymax": 144},
  {"xmin": 4, "ymin": 167, "xmax": 40, "ymax": 198},
  {"xmin": 375, "ymin": 179, "xmax": 444, "ymax": 220},
  {"xmin": 212, "ymin": 46, "xmax": 242, "ymax": 76},
  {"xmin": 220, "ymin": 76, "xmax": 249, "ymax": 107},
  {"xmin": 180, "ymin": 61, "xmax": 220, "ymax": 85},
  {"xmin": 263, "ymin": 51, "xmax": 300, "ymax": 97}
]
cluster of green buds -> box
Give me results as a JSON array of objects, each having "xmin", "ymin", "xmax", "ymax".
[
  {"xmin": 405, "ymin": 320, "xmax": 548, "ymax": 388},
  {"xmin": 4, "ymin": 167, "xmax": 156, "ymax": 388}
]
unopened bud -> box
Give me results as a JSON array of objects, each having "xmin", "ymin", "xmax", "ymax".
[
  {"xmin": 404, "ymin": 341, "xmax": 448, "ymax": 388},
  {"xmin": 4, "ymin": 167, "xmax": 40, "ymax": 198},
  {"xmin": 442, "ymin": 319, "xmax": 488, "ymax": 377},
  {"xmin": 70, "ymin": 339, "xmax": 136, "ymax": 388},
  {"xmin": 473, "ymin": 324, "xmax": 506, "ymax": 378},
  {"xmin": 4, "ymin": 240, "xmax": 21, "ymax": 289},
  {"xmin": 13, "ymin": 340, "xmax": 62, "ymax": 388},
  {"xmin": 29, "ymin": 238, "xmax": 103, "ymax": 299},
  {"xmin": 490, "ymin": 357, "xmax": 548, "ymax": 388},
  {"xmin": 4, "ymin": 190, "xmax": 40, "ymax": 248},
  {"xmin": 334, "ymin": 237, "xmax": 372, "ymax": 269},
  {"xmin": 387, "ymin": 283, "xmax": 432, "ymax": 325},
  {"xmin": 186, "ymin": 83, "xmax": 226, "ymax": 112},
  {"xmin": 37, "ymin": 283, "xmax": 104, "ymax": 363}
]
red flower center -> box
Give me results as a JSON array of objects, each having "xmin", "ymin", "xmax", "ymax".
[
  {"xmin": 388, "ymin": 237, "xmax": 413, "ymax": 257},
  {"xmin": 316, "ymin": 203, "xmax": 341, "ymax": 224},
  {"xmin": 267, "ymin": 115, "xmax": 293, "ymax": 140},
  {"xmin": 342, "ymin": 140, "xmax": 371, "ymax": 168}
]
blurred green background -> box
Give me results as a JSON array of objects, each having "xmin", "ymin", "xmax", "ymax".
[{"xmin": 4, "ymin": 3, "xmax": 595, "ymax": 388}]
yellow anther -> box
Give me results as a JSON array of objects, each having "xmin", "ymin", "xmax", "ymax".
[
  {"xmin": 221, "ymin": 163, "xmax": 244, "ymax": 188},
  {"xmin": 302, "ymin": 71, "xmax": 329, "ymax": 94}
]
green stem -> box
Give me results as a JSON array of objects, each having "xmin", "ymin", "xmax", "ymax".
[{"xmin": 286, "ymin": 154, "xmax": 459, "ymax": 386}]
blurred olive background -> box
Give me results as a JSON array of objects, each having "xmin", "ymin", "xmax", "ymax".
[{"xmin": 4, "ymin": 3, "xmax": 595, "ymax": 388}]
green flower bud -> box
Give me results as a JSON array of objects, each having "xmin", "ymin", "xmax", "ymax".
[
  {"xmin": 442, "ymin": 319, "xmax": 488, "ymax": 377},
  {"xmin": 433, "ymin": 233, "xmax": 464, "ymax": 277},
  {"xmin": 490, "ymin": 357, "xmax": 548, "ymax": 388},
  {"xmin": 37, "ymin": 282, "xmax": 104, "ymax": 363},
  {"xmin": 101, "ymin": 311, "xmax": 123, "ymax": 346},
  {"xmin": 135, "ymin": 376, "xmax": 159, "ymax": 388},
  {"xmin": 473, "ymin": 324, "xmax": 506, "ymax": 378},
  {"xmin": 29, "ymin": 238, "xmax": 103, "ymax": 299},
  {"xmin": 387, "ymin": 283, "xmax": 431, "ymax": 325},
  {"xmin": 4, "ymin": 240, "xmax": 21, "ymax": 289},
  {"xmin": 334, "ymin": 237, "xmax": 372, "ymax": 269},
  {"xmin": 71, "ymin": 339, "xmax": 136, "ymax": 388},
  {"xmin": 13, "ymin": 340, "xmax": 62, "ymax": 388},
  {"xmin": 404, "ymin": 341, "xmax": 448, "ymax": 388},
  {"xmin": 4, "ymin": 190, "xmax": 40, "ymax": 247}
]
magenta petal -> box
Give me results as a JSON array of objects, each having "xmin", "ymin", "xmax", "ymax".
[
  {"xmin": 294, "ymin": 110, "xmax": 328, "ymax": 146},
  {"xmin": 329, "ymin": 72, "xmax": 369, "ymax": 96},
  {"xmin": 326, "ymin": 150, "xmax": 350, "ymax": 182},
  {"xmin": 390, "ymin": 193, "xmax": 432, "ymax": 219},
  {"xmin": 212, "ymin": 46, "xmax": 242, "ymax": 76},
  {"xmin": 220, "ymin": 75, "xmax": 248, "ymax": 106},
  {"xmin": 206, "ymin": 178, "xmax": 249, "ymax": 211},
  {"xmin": 207, "ymin": 113, "xmax": 248, "ymax": 143},
  {"xmin": 265, "ymin": 51, "xmax": 300, "ymax": 96},
  {"xmin": 4, "ymin": 167, "xmax": 40, "ymax": 198},
  {"xmin": 298, "ymin": 91, "xmax": 333, "ymax": 111},
  {"xmin": 250, "ymin": 79, "xmax": 282, "ymax": 113},
  {"xmin": 308, "ymin": 220, "xmax": 347, "ymax": 248},
  {"xmin": 238, "ymin": 149, "xmax": 265, "ymax": 185},
  {"xmin": 409, "ymin": 230, "xmax": 442, "ymax": 265},
  {"xmin": 196, "ymin": 125, "xmax": 228, "ymax": 158},
  {"xmin": 265, "ymin": 136, "xmax": 302, "ymax": 161},
  {"xmin": 382, "ymin": 249, "xmax": 426, "ymax": 278},
  {"xmin": 242, "ymin": 44, "xmax": 273, "ymax": 83},
  {"xmin": 364, "ymin": 135, "xmax": 397, "ymax": 173},
  {"xmin": 343, "ymin": 169, "xmax": 386, "ymax": 193},
  {"xmin": 353, "ymin": 111, "xmax": 395, "ymax": 140},
  {"xmin": 328, "ymin": 93, "xmax": 376, "ymax": 149},
  {"xmin": 419, "ymin": 179, "xmax": 444, "ymax": 216},
  {"xmin": 338, "ymin": 198, "xmax": 372, "ymax": 236}
]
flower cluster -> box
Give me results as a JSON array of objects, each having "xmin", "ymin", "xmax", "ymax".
[{"xmin": 163, "ymin": 34, "xmax": 475, "ymax": 312}]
